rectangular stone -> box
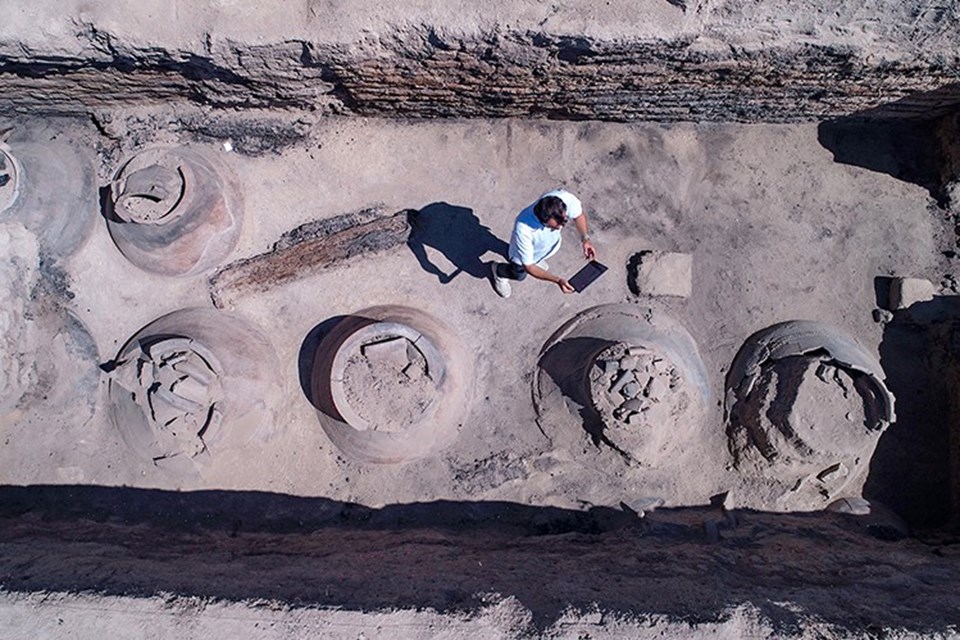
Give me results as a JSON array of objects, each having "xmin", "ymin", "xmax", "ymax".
[{"xmin": 630, "ymin": 250, "xmax": 693, "ymax": 298}]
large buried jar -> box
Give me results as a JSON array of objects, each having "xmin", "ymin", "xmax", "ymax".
[
  {"xmin": 106, "ymin": 308, "xmax": 280, "ymax": 471},
  {"xmin": 310, "ymin": 306, "xmax": 472, "ymax": 464},
  {"xmin": 0, "ymin": 138, "xmax": 96, "ymax": 259},
  {"xmin": 725, "ymin": 320, "xmax": 896, "ymax": 506},
  {"xmin": 535, "ymin": 303, "xmax": 709, "ymax": 466},
  {"xmin": 0, "ymin": 145, "xmax": 20, "ymax": 215},
  {"xmin": 106, "ymin": 146, "xmax": 243, "ymax": 276}
]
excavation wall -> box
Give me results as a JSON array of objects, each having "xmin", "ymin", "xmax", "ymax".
[
  {"xmin": 1, "ymin": 485, "xmax": 959, "ymax": 635},
  {"xmin": 1, "ymin": 1, "xmax": 959, "ymax": 121}
]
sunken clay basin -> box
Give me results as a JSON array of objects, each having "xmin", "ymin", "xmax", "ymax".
[
  {"xmin": 105, "ymin": 146, "xmax": 243, "ymax": 277},
  {"xmin": 310, "ymin": 305, "xmax": 473, "ymax": 464},
  {"xmin": 106, "ymin": 307, "xmax": 281, "ymax": 471}
]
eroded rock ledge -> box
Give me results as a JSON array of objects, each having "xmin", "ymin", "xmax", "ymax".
[{"xmin": 1, "ymin": 25, "xmax": 958, "ymax": 122}]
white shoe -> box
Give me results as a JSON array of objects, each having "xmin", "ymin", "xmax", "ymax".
[{"xmin": 490, "ymin": 262, "xmax": 512, "ymax": 298}]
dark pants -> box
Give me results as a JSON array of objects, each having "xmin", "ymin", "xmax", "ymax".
[{"xmin": 495, "ymin": 261, "xmax": 527, "ymax": 281}]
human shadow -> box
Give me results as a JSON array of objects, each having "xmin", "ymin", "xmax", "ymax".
[
  {"xmin": 817, "ymin": 83, "xmax": 960, "ymax": 205},
  {"xmin": 407, "ymin": 202, "xmax": 508, "ymax": 283}
]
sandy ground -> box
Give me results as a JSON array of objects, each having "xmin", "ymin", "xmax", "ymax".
[
  {"xmin": 0, "ymin": 591, "xmax": 866, "ymax": 640},
  {"xmin": 0, "ymin": 113, "xmax": 946, "ymax": 508},
  {"xmin": 3, "ymin": 0, "xmax": 953, "ymax": 59},
  {"xmin": 0, "ymin": 111, "xmax": 955, "ymax": 636}
]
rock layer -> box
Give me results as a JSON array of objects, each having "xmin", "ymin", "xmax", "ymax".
[{"xmin": 1, "ymin": 2, "xmax": 958, "ymax": 122}]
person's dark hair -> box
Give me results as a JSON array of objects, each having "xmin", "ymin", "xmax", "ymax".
[{"xmin": 534, "ymin": 195, "xmax": 567, "ymax": 225}]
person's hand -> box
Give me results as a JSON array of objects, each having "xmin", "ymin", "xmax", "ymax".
[
  {"xmin": 582, "ymin": 239, "xmax": 596, "ymax": 261},
  {"xmin": 557, "ymin": 278, "xmax": 575, "ymax": 294}
]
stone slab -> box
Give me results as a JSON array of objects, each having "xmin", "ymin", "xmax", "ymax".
[{"xmin": 631, "ymin": 250, "xmax": 692, "ymax": 298}]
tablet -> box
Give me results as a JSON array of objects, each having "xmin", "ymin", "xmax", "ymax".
[{"xmin": 569, "ymin": 260, "xmax": 608, "ymax": 292}]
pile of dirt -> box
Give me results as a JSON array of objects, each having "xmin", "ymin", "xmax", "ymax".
[
  {"xmin": 341, "ymin": 336, "xmax": 438, "ymax": 433},
  {"xmin": 588, "ymin": 343, "xmax": 691, "ymax": 460}
]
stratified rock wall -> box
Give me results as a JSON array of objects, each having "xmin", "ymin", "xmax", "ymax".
[
  {"xmin": 326, "ymin": 35, "xmax": 960, "ymax": 122},
  {"xmin": 1, "ymin": 0, "xmax": 958, "ymax": 121}
]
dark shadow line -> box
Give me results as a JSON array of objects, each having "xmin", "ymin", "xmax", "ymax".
[{"xmin": 1, "ymin": 484, "xmax": 957, "ymax": 633}]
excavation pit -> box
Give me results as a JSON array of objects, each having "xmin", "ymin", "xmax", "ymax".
[
  {"xmin": 536, "ymin": 304, "xmax": 708, "ymax": 467},
  {"xmin": 310, "ymin": 307, "xmax": 471, "ymax": 464},
  {"xmin": 1, "ymin": 48, "xmax": 959, "ymax": 631},
  {"xmin": 106, "ymin": 307, "xmax": 280, "ymax": 471},
  {"xmin": 725, "ymin": 320, "xmax": 895, "ymax": 507},
  {"xmin": 334, "ymin": 326, "xmax": 443, "ymax": 433}
]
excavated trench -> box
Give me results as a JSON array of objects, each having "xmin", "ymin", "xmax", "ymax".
[{"xmin": 2, "ymin": 5, "xmax": 960, "ymax": 635}]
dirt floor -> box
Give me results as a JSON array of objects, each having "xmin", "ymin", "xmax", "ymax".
[
  {"xmin": 1, "ymin": 110, "xmax": 957, "ymax": 636},
  {"xmin": 1, "ymin": 111, "xmax": 949, "ymax": 504}
]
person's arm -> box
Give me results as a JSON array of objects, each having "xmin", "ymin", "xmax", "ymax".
[
  {"xmin": 524, "ymin": 263, "xmax": 574, "ymax": 293},
  {"xmin": 573, "ymin": 213, "xmax": 597, "ymax": 261}
]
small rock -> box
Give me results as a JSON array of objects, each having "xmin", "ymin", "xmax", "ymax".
[
  {"xmin": 817, "ymin": 462, "xmax": 849, "ymax": 483},
  {"xmin": 710, "ymin": 491, "xmax": 734, "ymax": 509},
  {"xmin": 645, "ymin": 376, "xmax": 669, "ymax": 399},
  {"xmin": 621, "ymin": 496, "xmax": 664, "ymax": 516},
  {"xmin": 668, "ymin": 369, "xmax": 681, "ymax": 388},
  {"xmin": 941, "ymin": 273, "xmax": 959, "ymax": 294},
  {"xmin": 598, "ymin": 359, "xmax": 618, "ymax": 374},
  {"xmin": 609, "ymin": 370, "xmax": 632, "ymax": 394},
  {"xmin": 945, "ymin": 178, "xmax": 960, "ymax": 211},
  {"xmin": 581, "ymin": 611, "xmax": 603, "ymax": 625},
  {"xmin": 621, "ymin": 381, "xmax": 641, "ymax": 398},
  {"xmin": 826, "ymin": 497, "xmax": 872, "ymax": 515},
  {"xmin": 619, "ymin": 355, "xmax": 638, "ymax": 371}
]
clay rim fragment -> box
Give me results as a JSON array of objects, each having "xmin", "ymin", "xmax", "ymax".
[{"xmin": 0, "ymin": 146, "xmax": 21, "ymax": 215}]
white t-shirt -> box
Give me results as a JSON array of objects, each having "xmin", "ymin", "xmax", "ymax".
[{"xmin": 508, "ymin": 189, "xmax": 583, "ymax": 265}]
